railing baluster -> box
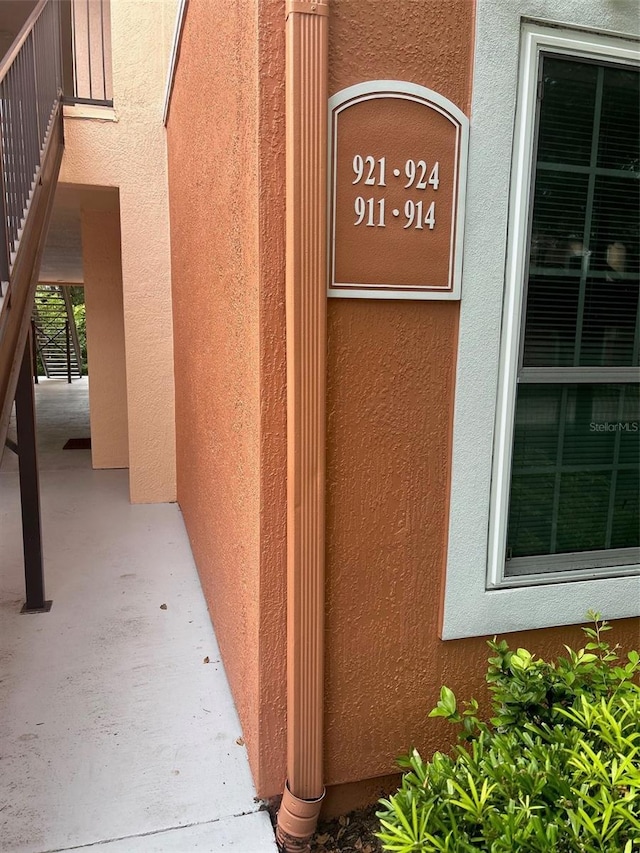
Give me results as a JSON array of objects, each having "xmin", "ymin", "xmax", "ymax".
[
  {"xmin": 71, "ymin": 0, "xmax": 79, "ymax": 100},
  {"xmin": 3, "ymin": 74, "xmax": 11, "ymax": 254},
  {"xmin": 67, "ymin": 0, "xmax": 112, "ymax": 106},
  {"xmin": 0, "ymin": 129, "xmax": 10, "ymax": 297},
  {"xmin": 12, "ymin": 61, "xmax": 21, "ymax": 248},
  {"xmin": 28, "ymin": 36, "xmax": 39, "ymax": 183},
  {"xmin": 32, "ymin": 27, "xmax": 41, "ymax": 153},
  {"xmin": 54, "ymin": 1, "xmax": 63, "ymax": 96},
  {"xmin": 100, "ymin": 0, "xmax": 107, "ymax": 102},
  {"xmin": 17, "ymin": 48, "xmax": 27, "ymax": 228},
  {"xmin": 86, "ymin": 0, "xmax": 92, "ymax": 101},
  {"xmin": 0, "ymin": 80, "xmax": 8, "ymax": 257},
  {"xmin": 6, "ymin": 70, "xmax": 17, "ymax": 253}
]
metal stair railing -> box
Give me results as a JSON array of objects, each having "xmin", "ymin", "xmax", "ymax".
[
  {"xmin": 65, "ymin": 0, "xmax": 113, "ymax": 106},
  {"xmin": 0, "ymin": 0, "xmax": 65, "ymax": 449},
  {"xmin": 32, "ymin": 285, "xmax": 83, "ymax": 381},
  {"xmin": 61, "ymin": 285, "xmax": 83, "ymax": 372}
]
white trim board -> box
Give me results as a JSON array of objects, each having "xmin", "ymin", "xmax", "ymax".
[{"xmin": 163, "ymin": 0, "xmax": 188, "ymax": 127}]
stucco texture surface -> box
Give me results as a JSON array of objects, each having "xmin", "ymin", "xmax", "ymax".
[
  {"xmin": 167, "ymin": 0, "xmax": 287, "ymax": 798},
  {"xmin": 323, "ymin": 0, "xmax": 472, "ymax": 787},
  {"xmin": 81, "ymin": 205, "xmax": 128, "ymax": 470},
  {"xmin": 59, "ymin": 0, "xmax": 178, "ymax": 503},
  {"xmin": 324, "ymin": 0, "xmax": 639, "ymax": 790},
  {"xmin": 168, "ymin": 0, "xmax": 639, "ymax": 805}
]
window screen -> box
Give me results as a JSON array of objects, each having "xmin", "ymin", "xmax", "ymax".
[{"xmin": 505, "ymin": 55, "xmax": 639, "ymax": 577}]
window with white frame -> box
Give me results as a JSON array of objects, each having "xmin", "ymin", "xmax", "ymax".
[
  {"xmin": 501, "ymin": 53, "xmax": 639, "ymax": 584},
  {"xmin": 442, "ymin": 17, "xmax": 640, "ymax": 640}
]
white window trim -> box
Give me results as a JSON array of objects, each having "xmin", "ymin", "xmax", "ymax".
[{"xmin": 442, "ymin": 17, "xmax": 640, "ymax": 640}]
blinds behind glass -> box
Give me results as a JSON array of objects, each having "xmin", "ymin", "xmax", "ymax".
[{"xmin": 505, "ymin": 54, "xmax": 640, "ymax": 577}]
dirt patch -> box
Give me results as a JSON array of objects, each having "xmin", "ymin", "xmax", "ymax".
[
  {"xmin": 268, "ymin": 799, "xmax": 384, "ymax": 852},
  {"xmin": 310, "ymin": 805, "xmax": 383, "ymax": 853}
]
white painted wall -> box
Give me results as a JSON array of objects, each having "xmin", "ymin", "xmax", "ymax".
[{"xmin": 443, "ymin": 0, "xmax": 640, "ymax": 639}]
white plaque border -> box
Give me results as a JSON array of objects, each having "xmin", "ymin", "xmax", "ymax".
[{"xmin": 327, "ymin": 80, "xmax": 469, "ymax": 301}]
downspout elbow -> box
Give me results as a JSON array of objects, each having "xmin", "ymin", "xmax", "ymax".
[{"xmin": 276, "ymin": 782, "xmax": 325, "ymax": 852}]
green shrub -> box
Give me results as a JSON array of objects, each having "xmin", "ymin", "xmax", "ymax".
[
  {"xmin": 73, "ymin": 302, "xmax": 88, "ymax": 373},
  {"xmin": 377, "ymin": 613, "xmax": 640, "ymax": 852}
]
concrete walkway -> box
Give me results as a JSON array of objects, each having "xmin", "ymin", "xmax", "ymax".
[{"xmin": 0, "ymin": 379, "xmax": 277, "ymax": 853}]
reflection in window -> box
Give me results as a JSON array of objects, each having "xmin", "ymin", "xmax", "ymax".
[{"xmin": 505, "ymin": 55, "xmax": 639, "ymax": 576}]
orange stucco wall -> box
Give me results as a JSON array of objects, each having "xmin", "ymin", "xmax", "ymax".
[
  {"xmin": 323, "ymin": 0, "xmax": 471, "ymax": 787},
  {"xmin": 168, "ymin": 0, "xmax": 639, "ymax": 805},
  {"xmin": 323, "ymin": 0, "xmax": 638, "ymax": 791},
  {"xmin": 325, "ymin": 0, "xmax": 637, "ymax": 784},
  {"xmin": 167, "ymin": 0, "xmax": 287, "ymax": 797}
]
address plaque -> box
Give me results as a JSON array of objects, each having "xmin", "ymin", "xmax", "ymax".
[{"xmin": 328, "ymin": 81, "xmax": 469, "ymax": 300}]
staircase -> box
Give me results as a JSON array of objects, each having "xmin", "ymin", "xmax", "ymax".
[
  {"xmin": 33, "ymin": 285, "xmax": 82, "ymax": 380},
  {"xmin": 0, "ymin": 0, "xmax": 65, "ymax": 448}
]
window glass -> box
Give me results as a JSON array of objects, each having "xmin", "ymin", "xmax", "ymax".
[
  {"xmin": 505, "ymin": 54, "xmax": 639, "ymax": 576},
  {"xmin": 508, "ymin": 383, "xmax": 639, "ymax": 561},
  {"xmin": 598, "ymin": 67, "xmax": 640, "ymax": 171},
  {"xmin": 537, "ymin": 58, "xmax": 597, "ymax": 167}
]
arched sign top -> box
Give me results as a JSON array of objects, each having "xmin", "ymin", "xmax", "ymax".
[
  {"xmin": 329, "ymin": 80, "xmax": 469, "ymax": 128},
  {"xmin": 328, "ymin": 80, "xmax": 469, "ymax": 300}
]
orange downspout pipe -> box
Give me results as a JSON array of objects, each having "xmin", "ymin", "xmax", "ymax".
[{"xmin": 276, "ymin": 1, "xmax": 329, "ymax": 851}]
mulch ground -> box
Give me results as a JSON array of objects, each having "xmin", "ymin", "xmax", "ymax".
[
  {"xmin": 268, "ymin": 800, "xmax": 384, "ymax": 852},
  {"xmin": 310, "ymin": 805, "xmax": 383, "ymax": 853}
]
